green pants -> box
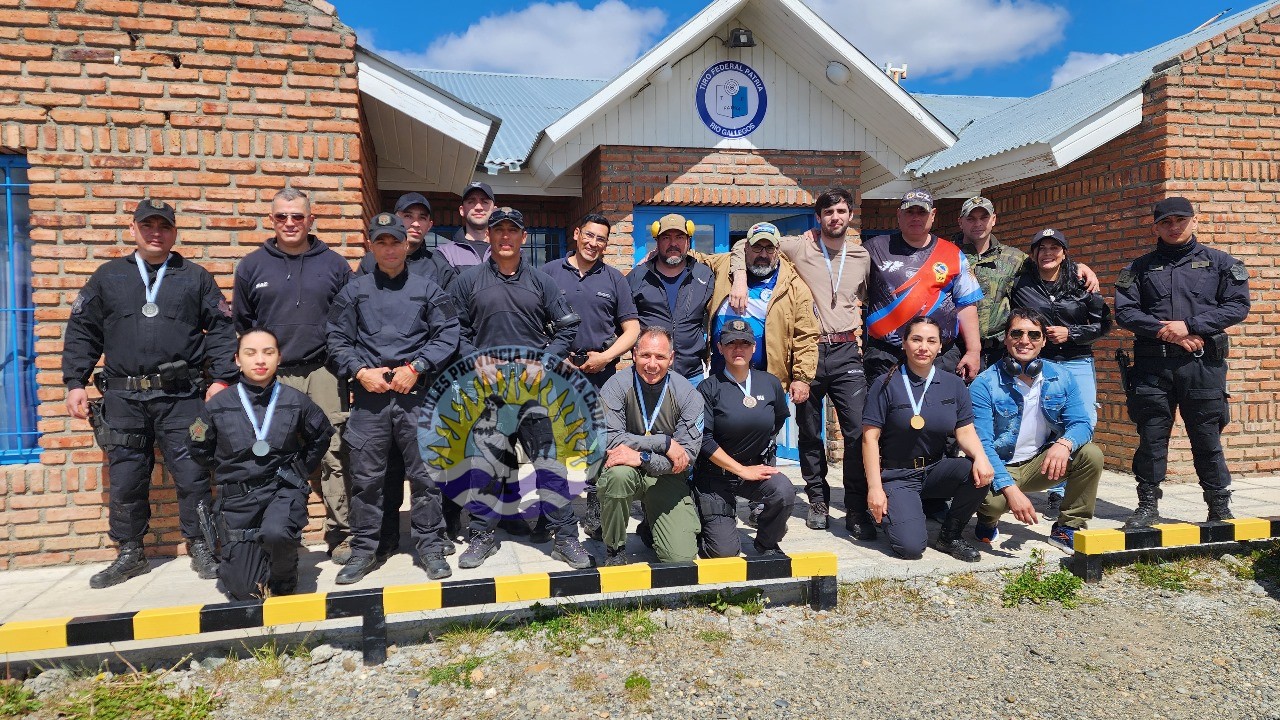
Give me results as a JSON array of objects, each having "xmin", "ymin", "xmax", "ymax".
[
  {"xmin": 978, "ymin": 442, "xmax": 1104, "ymax": 529},
  {"xmin": 598, "ymin": 466, "xmax": 699, "ymax": 562}
]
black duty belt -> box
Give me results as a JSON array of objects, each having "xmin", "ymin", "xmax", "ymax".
[
  {"xmin": 881, "ymin": 455, "xmax": 941, "ymax": 470},
  {"xmin": 1133, "ymin": 343, "xmax": 1211, "ymax": 360},
  {"xmin": 98, "ymin": 370, "xmax": 201, "ymax": 392},
  {"xmin": 219, "ymin": 476, "xmax": 276, "ymax": 499}
]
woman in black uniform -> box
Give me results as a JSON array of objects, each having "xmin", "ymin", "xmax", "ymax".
[
  {"xmin": 694, "ymin": 319, "xmax": 796, "ymax": 557},
  {"xmin": 189, "ymin": 328, "xmax": 335, "ymax": 600},
  {"xmin": 862, "ymin": 317, "xmax": 994, "ymax": 561}
]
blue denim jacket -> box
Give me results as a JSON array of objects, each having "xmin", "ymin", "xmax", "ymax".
[{"xmin": 970, "ymin": 360, "xmax": 1094, "ymax": 492}]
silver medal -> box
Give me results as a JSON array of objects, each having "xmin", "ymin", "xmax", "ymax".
[
  {"xmin": 252, "ymin": 440, "xmax": 270, "ymax": 457},
  {"xmin": 142, "ymin": 302, "xmax": 159, "ymax": 318},
  {"xmin": 743, "ymin": 395, "xmax": 757, "ymax": 408}
]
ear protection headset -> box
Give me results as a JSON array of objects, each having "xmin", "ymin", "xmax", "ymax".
[
  {"xmin": 650, "ymin": 219, "xmax": 696, "ymax": 238},
  {"xmin": 1001, "ymin": 356, "xmax": 1043, "ymax": 378}
]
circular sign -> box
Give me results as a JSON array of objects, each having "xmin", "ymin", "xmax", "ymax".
[
  {"xmin": 695, "ymin": 61, "xmax": 768, "ymax": 138},
  {"xmin": 420, "ymin": 346, "xmax": 604, "ymax": 523}
]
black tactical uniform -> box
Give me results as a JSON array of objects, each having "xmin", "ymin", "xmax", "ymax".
[
  {"xmin": 1115, "ymin": 197, "xmax": 1251, "ymax": 525},
  {"xmin": 62, "ymin": 199, "xmax": 237, "ymax": 588},
  {"xmin": 326, "ymin": 214, "xmax": 461, "ymax": 582},
  {"xmin": 188, "ymin": 378, "xmax": 333, "ymax": 600}
]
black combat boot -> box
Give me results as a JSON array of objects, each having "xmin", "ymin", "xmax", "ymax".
[
  {"xmin": 602, "ymin": 546, "xmax": 629, "ymax": 566},
  {"xmin": 845, "ymin": 510, "xmax": 877, "ymax": 541},
  {"xmin": 933, "ymin": 518, "xmax": 981, "ymax": 562},
  {"xmin": 421, "ymin": 553, "xmax": 452, "ymax": 580},
  {"xmin": 187, "ymin": 538, "xmax": 219, "ymax": 580},
  {"xmin": 1124, "ymin": 484, "xmax": 1161, "ymax": 529},
  {"xmin": 1206, "ymin": 494, "xmax": 1234, "ymax": 522},
  {"xmin": 89, "ymin": 541, "xmax": 149, "ymax": 589},
  {"xmin": 806, "ymin": 500, "xmax": 829, "ymax": 530},
  {"xmin": 529, "ymin": 516, "xmax": 553, "ymax": 544},
  {"xmin": 268, "ymin": 574, "xmax": 298, "ymax": 597},
  {"xmin": 335, "ymin": 554, "xmax": 377, "ymax": 585},
  {"xmin": 583, "ymin": 488, "xmax": 603, "ymax": 541},
  {"xmin": 551, "ymin": 537, "xmax": 593, "ymax": 569},
  {"xmin": 458, "ymin": 530, "xmax": 500, "ymax": 569}
]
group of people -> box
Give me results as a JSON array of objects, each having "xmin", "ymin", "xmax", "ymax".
[{"xmin": 63, "ymin": 179, "xmax": 1251, "ymax": 600}]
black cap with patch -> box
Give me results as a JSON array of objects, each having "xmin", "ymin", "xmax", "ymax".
[
  {"xmin": 1030, "ymin": 228, "xmax": 1067, "ymax": 250},
  {"xmin": 133, "ymin": 198, "xmax": 176, "ymax": 225},
  {"xmin": 1153, "ymin": 196, "xmax": 1195, "ymax": 223},
  {"xmin": 719, "ymin": 319, "xmax": 755, "ymax": 345},
  {"xmin": 488, "ymin": 206, "xmax": 525, "ymax": 230},
  {"xmin": 367, "ymin": 212, "xmax": 407, "ymax": 242},
  {"xmin": 461, "ymin": 181, "xmax": 495, "ymax": 201},
  {"xmin": 394, "ymin": 192, "xmax": 432, "ymax": 214}
]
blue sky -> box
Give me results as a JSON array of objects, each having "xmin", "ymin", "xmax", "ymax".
[{"xmin": 335, "ymin": 1, "xmax": 1249, "ymax": 98}]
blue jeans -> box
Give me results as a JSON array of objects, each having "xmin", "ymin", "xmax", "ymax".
[{"xmin": 1048, "ymin": 356, "xmax": 1097, "ymax": 498}]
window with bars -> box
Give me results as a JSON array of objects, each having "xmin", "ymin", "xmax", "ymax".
[
  {"xmin": 0, "ymin": 156, "xmax": 37, "ymax": 464},
  {"xmin": 428, "ymin": 226, "xmax": 567, "ymax": 268}
]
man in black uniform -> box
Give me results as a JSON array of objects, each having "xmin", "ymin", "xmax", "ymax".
[
  {"xmin": 1115, "ymin": 196, "xmax": 1251, "ymax": 526},
  {"xmin": 188, "ymin": 328, "xmax": 334, "ymax": 600},
  {"xmin": 436, "ymin": 181, "xmax": 496, "ymax": 268},
  {"xmin": 627, "ymin": 213, "xmax": 715, "ymax": 381},
  {"xmin": 449, "ymin": 207, "xmax": 592, "ymax": 569},
  {"xmin": 233, "ymin": 188, "xmax": 354, "ymax": 564},
  {"xmin": 63, "ymin": 198, "xmax": 238, "ymax": 589},
  {"xmin": 326, "ymin": 213, "xmax": 461, "ymax": 583},
  {"xmin": 356, "ymin": 192, "xmax": 463, "ymax": 555}
]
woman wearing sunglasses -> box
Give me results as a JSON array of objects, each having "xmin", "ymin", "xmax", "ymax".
[
  {"xmin": 1009, "ymin": 228, "xmax": 1111, "ymax": 517},
  {"xmin": 861, "ymin": 316, "xmax": 995, "ymax": 561}
]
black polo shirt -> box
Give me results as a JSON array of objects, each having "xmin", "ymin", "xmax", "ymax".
[
  {"xmin": 697, "ymin": 369, "xmax": 789, "ymax": 468},
  {"xmin": 541, "ymin": 256, "xmax": 637, "ymax": 353},
  {"xmin": 863, "ymin": 366, "xmax": 972, "ymax": 461},
  {"xmin": 452, "ymin": 259, "xmax": 577, "ymax": 360}
]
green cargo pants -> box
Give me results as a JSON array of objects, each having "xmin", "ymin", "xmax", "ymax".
[{"xmin": 598, "ymin": 466, "xmax": 699, "ymax": 562}]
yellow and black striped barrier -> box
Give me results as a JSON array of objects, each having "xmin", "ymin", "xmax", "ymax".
[
  {"xmin": 0, "ymin": 552, "xmax": 837, "ymax": 664},
  {"xmin": 1070, "ymin": 517, "xmax": 1279, "ymax": 581}
]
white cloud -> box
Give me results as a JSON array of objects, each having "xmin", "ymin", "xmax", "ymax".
[
  {"xmin": 359, "ymin": 1, "xmax": 667, "ymax": 79},
  {"xmin": 1050, "ymin": 50, "xmax": 1131, "ymax": 88},
  {"xmin": 805, "ymin": 0, "xmax": 1069, "ymax": 83}
]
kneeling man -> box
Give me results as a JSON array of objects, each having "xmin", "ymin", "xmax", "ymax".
[
  {"xmin": 597, "ymin": 327, "xmax": 704, "ymax": 565},
  {"xmin": 970, "ymin": 308, "xmax": 1103, "ymax": 550}
]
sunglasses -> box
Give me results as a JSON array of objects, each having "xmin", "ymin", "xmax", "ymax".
[
  {"xmin": 1007, "ymin": 329, "xmax": 1044, "ymax": 341},
  {"xmin": 273, "ymin": 213, "xmax": 307, "ymax": 223}
]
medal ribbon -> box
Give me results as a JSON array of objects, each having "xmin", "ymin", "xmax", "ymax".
[
  {"xmin": 134, "ymin": 252, "xmax": 172, "ymax": 309},
  {"xmin": 818, "ymin": 235, "xmax": 848, "ymax": 309},
  {"xmin": 731, "ymin": 370, "xmax": 753, "ymax": 404},
  {"xmin": 900, "ymin": 365, "xmax": 935, "ymax": 423},
  {"xmin": 237, "ymin": 382, "xmax": 281, "ymax": 448},
  {"xmin": 635, "ymin": 373, "xmax": 670, "ymax": 435}
]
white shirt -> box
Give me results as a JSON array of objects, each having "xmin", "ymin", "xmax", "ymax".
[{"xmin": 1010, "ymin": 374, "xmax": 1050, "ymax": 463}]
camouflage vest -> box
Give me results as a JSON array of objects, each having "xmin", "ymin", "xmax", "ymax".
[{"xmin": 961, "ymin": 235, "xmax": 1027, "ymax": 340}]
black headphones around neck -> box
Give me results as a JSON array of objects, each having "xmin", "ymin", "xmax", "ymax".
[{"xmin": 1001, "ymin": 356, "xmax": 1044, "ymax": 378}]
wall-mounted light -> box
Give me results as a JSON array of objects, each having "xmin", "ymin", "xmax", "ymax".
[
  {"xmin": 726, "ymin": 27, "xmax": 755, "ymax": 48},
  {"xmin": 651, "ymin": 63, "xmax": 673, "ymax": 84},
  {"xmin": 825, "ymin": 61, "xmax": 851, "ymax": 86}
]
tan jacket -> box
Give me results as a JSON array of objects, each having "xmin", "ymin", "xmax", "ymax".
[{"xmin": 697, "ymin": 251, "xmax": 819, "ymax": 386}]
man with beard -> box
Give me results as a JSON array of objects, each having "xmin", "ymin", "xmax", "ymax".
[{"xmin": 627, "ymin": 214, "xmax": 715, "ymax": 382}]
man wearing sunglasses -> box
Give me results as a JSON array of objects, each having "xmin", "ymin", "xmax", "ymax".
[
  {"xmin": 233, "ymin": 188, "xmax": 355, "ymax": 563},
  {"xmin": 1115, "ymin": 197, "xmax": 1251, "ymax": 527},
  {"xmin": 969, "ymin": 308, "xmax": 1103, "ymax": 551}
]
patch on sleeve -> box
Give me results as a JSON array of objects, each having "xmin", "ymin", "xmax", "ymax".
[
  {"xmin": 189, "ymin": 417, "xmax": 208, "ymax": 442},
  {"xmin": 71, "ymin": 292, "xmax": 88, "ymax": 315},
  {"xmin": 217, "ymin": 295, "xmax": 232, "ymax": 318},
  {"xmin": 1116, "ymin": 269, "xmax": 1135, "ymax": 289},
  {"xmin": 431, "ymin": 294, "xmax": 458, "ymax": 319},
  {"xmin": 1230, "ymin": 263, "xmax": 1249, "ymax": 282}
]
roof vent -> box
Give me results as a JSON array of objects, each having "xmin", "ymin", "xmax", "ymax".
[{"xmin": 884, "ymin": 62, "xmax": 909, "ymax": 84}]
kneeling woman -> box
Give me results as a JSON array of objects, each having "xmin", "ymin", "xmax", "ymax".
[
  {"xmin": 189, "ymin": 328, "xmax": 335, "ymax": 600},
  {"xmin": 694, "ymin": 320, "xmax": 796, "ymax": 557},
  {"xmin": 862, "ymin": 317, "xmax": 993, "ymax": 561}
]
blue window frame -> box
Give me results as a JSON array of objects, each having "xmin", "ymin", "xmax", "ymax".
[
  {"xmin": 0, "ymin": 156, "xmax": 37, "ymax": 464},
  {"xmin": 429, "ymin": 226, "xmax": 567, "ymax": 268}
]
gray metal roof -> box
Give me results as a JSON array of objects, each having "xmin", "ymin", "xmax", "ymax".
[
  {"xmin": 413, "ymin": 70, "xmax": 605, "ymax": 168},
  {"xmin": 910, "ymin": 94, "xmax": 1023, "ymax": 135},
  {"xmin": 910, "ymin": 2, "xmax": 1275, "ymax": 175}
]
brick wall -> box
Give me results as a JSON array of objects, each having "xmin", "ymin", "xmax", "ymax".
[
  {"xmin": 575, "ymin": 146, "xmax": 862, "ymax": 270},
  {"xmin": 374, "ymin": 190, "xmax": 573, "ymax": 233},
  {"xmin": 0, "ymin": 0, "xmax": 370, "ymax": 569}
]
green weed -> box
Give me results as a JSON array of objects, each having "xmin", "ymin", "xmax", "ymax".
[
  {"xmin": 696, "ymin": 629, "xmax": 731, "ymax": 643},
  {"xmin": 425, "ymin": 657, "xmax": 484, "ymax": 688},
  {"xmin": 0, "ymin": 679, "xmax": 41, "ymax": 717},
  {"xmin": 1001, "ymin": 549, "xmax": 1084, "ymax": 608},
  {"xmin": 1230, "ymin": 541, "xmax": 1280, "ymax": 583},
  {"xmin": 434, "ymin": 621, "xmax": 498, "ymax": 653},
  {"xmin": 52, "ymin": 674, "xmax": 218, "ymax": 720},
  {"xmin": 838, "ymin": 578, "xmax": 924, "ymax": 611},
  {"xmin": 624, "ymin": 672, "xmax": 652, "ymax": 701},
  {"xmin": 1130, "ymin": 559, "xmax": 1208, "ymax": 592},
  {"xmin": 510, "ymin": 604, "xmax": 658, "ymax": 656},
  {"xmin": 700, "ymin": 589, "xmax": 766, "ymax": 615}
]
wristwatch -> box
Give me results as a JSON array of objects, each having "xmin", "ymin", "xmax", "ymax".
[
  {"xmin": 409, "ymin": 358, "xmax": 428, "ymax": 374},
  {"xmin": 640, "ymin": 451, "xmax": 652, "ymax": 464}
]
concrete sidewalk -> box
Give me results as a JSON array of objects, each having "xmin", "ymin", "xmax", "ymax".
[{"xmin": 3, "ymin": 468, "xmax": 1277, "ymax": 631}]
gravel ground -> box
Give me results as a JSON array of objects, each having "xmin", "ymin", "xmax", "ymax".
[{"xmin": 17, "ymin": 554, "xmax": 1280, "ymax": 720}]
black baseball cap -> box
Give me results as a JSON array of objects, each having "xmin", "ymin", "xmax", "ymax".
[
  {"xmin": 719, "ymin": 319, "xmax": 755, "ymax": 345},
  {"xmin": 394, "ymin": 192, "xmax": 432, "ymax": 214},
  {"xmin": 1030, "ymin": 228, "xmax": 1067, "ymax": 250},
  {"xmin": 1153, "ymin": 196, "xmax": 1194, "ymax": 223},
  {"xmin": 900, "ymin": 188, "xmax": 934, "ymax": 211},
  {"xmin": 461, "ymin": 181, "xmax": 495, "ymax": 201},
  {"xmin": 133, "ymin": 198, "xmax": 176, "ymax": 225},
  {"xmin": 488, "ymin": 206, "xmax": 525, "ymax": 230},
  {"xmin": 367, "ymin": 212, "xmax": 407, "ymax": 242}
]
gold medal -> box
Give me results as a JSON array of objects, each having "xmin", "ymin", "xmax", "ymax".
[
  {"xmin": 743, "ymin": 395, "xmax": 757, "ymax": 408},
  {"xmin": 910, "ymin": 414, "xmax": 925, "ymax": 430}
]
